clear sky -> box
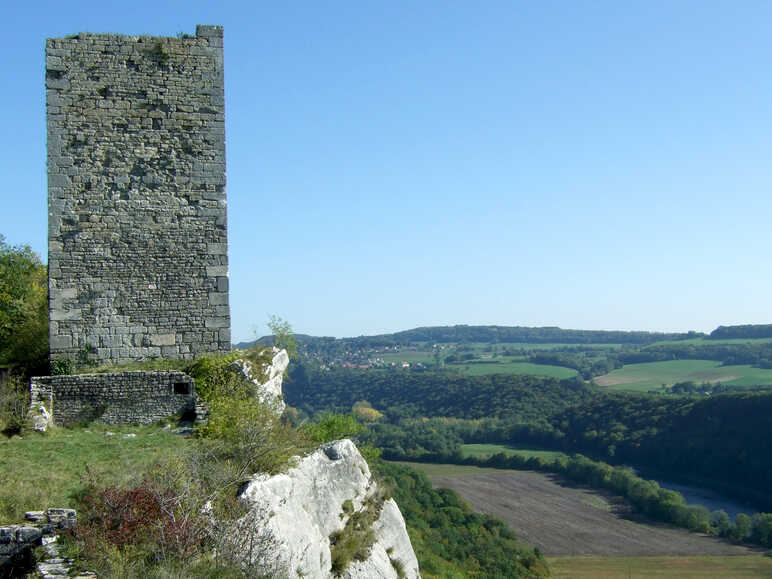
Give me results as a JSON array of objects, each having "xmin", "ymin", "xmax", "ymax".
[{"xmin": 2, "ymin": 1, "xmax": 771, "ymax": 341}]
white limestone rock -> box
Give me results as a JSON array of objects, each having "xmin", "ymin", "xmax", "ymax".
[
  {"xmin": 31, "ymin": 404, "xmax": 52, "ymax": 433},
  {"xmin": 237, "ymin": 439, "xmax": 420, "ymax": 579},
  {"xmin": 230, "ymin": 347, "xmax": 289, "ymax": 414}
]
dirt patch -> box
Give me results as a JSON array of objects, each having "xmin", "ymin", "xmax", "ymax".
[
  {"xmin": 689, "ymin": 371, "xmax": 740, "ymax": 382},
  {"xmin": 429, "ymin": 470, "xmax": 756, "ymax": 557},
  {"xmin": 593, "ymin": 374, "xmax": 640, "ymax": 386}
]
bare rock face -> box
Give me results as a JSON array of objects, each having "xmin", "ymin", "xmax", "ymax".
[
  {"xmin": 237, "ymin": 439, "xmax": 420, "ymax": 578},
  {"xmin": 230, "ymin": 347, "xmax": 289, "ymax": 414}
]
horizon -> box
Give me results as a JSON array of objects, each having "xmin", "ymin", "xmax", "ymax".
[
  {"xmin": 3, "ymin": 1, "xmax": 771, "ymax": 342},
  {"xmin": 242, "ymin": 321, "xmax": 763, "ymax": 343}
]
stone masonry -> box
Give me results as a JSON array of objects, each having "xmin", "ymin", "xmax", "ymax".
[
  {"xmin": 46, "ymin": 25, "xmax": 230, "ymax": 365},
  {"xmin": 30, "ymin": 371, "xmax": 195, "ymax": 425}
]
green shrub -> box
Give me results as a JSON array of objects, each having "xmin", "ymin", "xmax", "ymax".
[
  {"xmin": 303, "ymin": 413, "xmax": 364, "ymax": 444},
  {"xmin": 329, "ymin": 494, "xmax": 384, "ymax": 575},
  {"xmin": 199, "ymin": 397, "xmax": 312, "ymax": 477},
  {"xmin": 188, "ymin": 347, "xmax": 271, "ymax": 403},
  {"xmin": 50, "ymin": 358, "xmax": 73, "ymax": 375}
]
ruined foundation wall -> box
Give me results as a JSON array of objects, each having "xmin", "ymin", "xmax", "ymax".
[
  {"xmin": 30, "ymin": 372, "xmax": 196, "ymax": 425},
  {"xmin": 46, "ymin": 25, "xmax": 230, "ymax": 365}
]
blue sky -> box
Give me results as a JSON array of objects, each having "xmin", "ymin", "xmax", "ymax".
[{"xmin": 2, "ymin": 1, "xmax": 771, "ymax": 341}]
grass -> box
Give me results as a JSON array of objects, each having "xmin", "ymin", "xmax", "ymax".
[
  {"xmin": 0, "ymin": 424, "xmax": 188, "ymax": 523},
  {"xmin": 548, "ymin": 555, "xmax": 772, "ymax": 578},
  {"xmin": 594, "ymin": 360, "xmax": 772, "ymax": 391},
  {"xmin": 461, "ymin": 443, "xmax": 568, "ymax": 460}
]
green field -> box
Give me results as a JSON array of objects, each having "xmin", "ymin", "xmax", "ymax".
[
  {"xmin": 461, "ymin": 443, "xmax": 568, "ymax": 460},
  {"xmin": 548, "ymin": 555, "xmax": 772, "ymax": 578},
  {"xmin": 379, "ymin": 351, "xmax": 434, "ymax": 364},
  {"xmin": 594, "ymin": 360, "xmax": 772, "ymax": 391}
]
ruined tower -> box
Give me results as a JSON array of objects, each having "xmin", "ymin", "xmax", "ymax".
[{"xmin": 46, "ymin": 25, "xmax": 230, "ymax": 366}]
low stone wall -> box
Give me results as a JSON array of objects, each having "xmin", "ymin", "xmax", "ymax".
[
  {"xmin": 0, "ymin": 508, "xmax": 76, "ymax": 571},
  {"xmin": 30, "ymin": 371, "xmax": 196, "ymax": 426}
]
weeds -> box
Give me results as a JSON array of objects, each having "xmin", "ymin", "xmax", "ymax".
[{"xmin": 329, "ymin": 491, "xmax": 386, "ymax": 575}]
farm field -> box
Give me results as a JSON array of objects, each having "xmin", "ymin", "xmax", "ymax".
[
  {"xmin": 594, "ymin": 360, "xmax": 772, "ymax": 391},
  {"xmin": 378, "ymin": 351, "xmax": 434, "ymax": 364},
  {"xmin": 548, "ymin": 555, "xmax": 772, "ymax": 578},
  {"xmin": 451, "ymin": 360, "xmax": 578, "ymax": 378},
  {"xmin": 401, "ymin": 462, "xmax": 756, "ymax": 558},
  {"xmin": 461, "ymin": 443, "xmax": 568, "ymax": 460}
]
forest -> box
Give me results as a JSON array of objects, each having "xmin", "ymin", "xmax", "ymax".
[{"xmin": 285, "ymin": 365, "xmax": 594, "ymax": 421}]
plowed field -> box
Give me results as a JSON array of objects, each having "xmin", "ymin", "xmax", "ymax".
[{"xmin": 407, "ymin": 463, "xmax": 756, "ymax": 557}]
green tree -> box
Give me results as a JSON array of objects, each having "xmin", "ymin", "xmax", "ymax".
[
  {"xmin": 267, "ymin": 315, "xmax": 297, "ymax": 360},
  {"xmin": 0, "ymin": 235, "xmax": 48, "ymax": 376},
  {"xmin": 731, "ymin": 513, "xmax": 752, "ymax": 541}
]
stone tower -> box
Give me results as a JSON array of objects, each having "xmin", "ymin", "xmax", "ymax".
[{"xmin": 46, "ymin": 25, "xmax": 230, "ymax": 366}]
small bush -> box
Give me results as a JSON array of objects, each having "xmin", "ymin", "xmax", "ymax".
[
  {"xmin": 50, "ymin": 357, "xmax": 73, "ymax": 375},
  {"xmin": 329, "ymin": 492, "xmax": 385, "ymax": 575},
  {"xmin": 390, "ymin": 555, "xmax": 406, "ymax": 579},
  {"xmin": 303, "ymin": 413, "xmax": 363, "ymax": 444},
  {"xmin": 71, "ymin": 469, "xmax": 206, "ymax": 574}
]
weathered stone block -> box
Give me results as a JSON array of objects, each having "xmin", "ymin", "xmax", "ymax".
[
  {"xmin": 205, "ymin": 317, "xmax": 229, "ymax": 329},
  {"xmin": 149, "ymin": 333, "xmax": 176, "ymax": 346},
  {"xmin": 49, "ymin": 335, "xmax": 72, "ymax": 349},
  {"xmin": 208, "ymin": 292, "xmax": 228, "ymax": 305},
  {"xmin": 16, "ymin": 527, "xmax": 42, "ymax": 542}
]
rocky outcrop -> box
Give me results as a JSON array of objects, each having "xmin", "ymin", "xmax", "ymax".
[
  {"xmin": 230, "ymin": 347, "xmax": 289, "ymax": 414},
  {"xmin": 237, "ymin": 439, "xmax": 420, "ymax": 578}
]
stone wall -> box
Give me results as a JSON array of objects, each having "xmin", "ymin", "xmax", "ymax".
[
  {"xmin": 46, "ymin": 25, "xmax": 230, "ymax": 366},
  {"xmin": 30, "ymin": 372, "xmax": 195, "ymax": 426},
  {"xmin": 0, "ymin": 509, "xmax": 76, "ymax": 572}
]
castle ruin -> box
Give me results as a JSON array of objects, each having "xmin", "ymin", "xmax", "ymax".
[{"xmin": 46, "ymin": 25, "xmax": 230, "ymax": 367}]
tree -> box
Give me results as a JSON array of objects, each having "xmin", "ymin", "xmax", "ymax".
[
  {"xmin": 267, "ymin": 315, "xmax": 297, "ymax": 360},
  {"xmin": 0, "ymin": 235, "xmax": 48, "ymax": 376},
  {"xmin": 732, "ymin": 513, "xmax": 752, "ymax": 541}
]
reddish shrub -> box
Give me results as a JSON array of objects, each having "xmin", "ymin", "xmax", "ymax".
[{"xmin": 74, "ymin": 480, "xmax": 204, "ymax": 561}]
